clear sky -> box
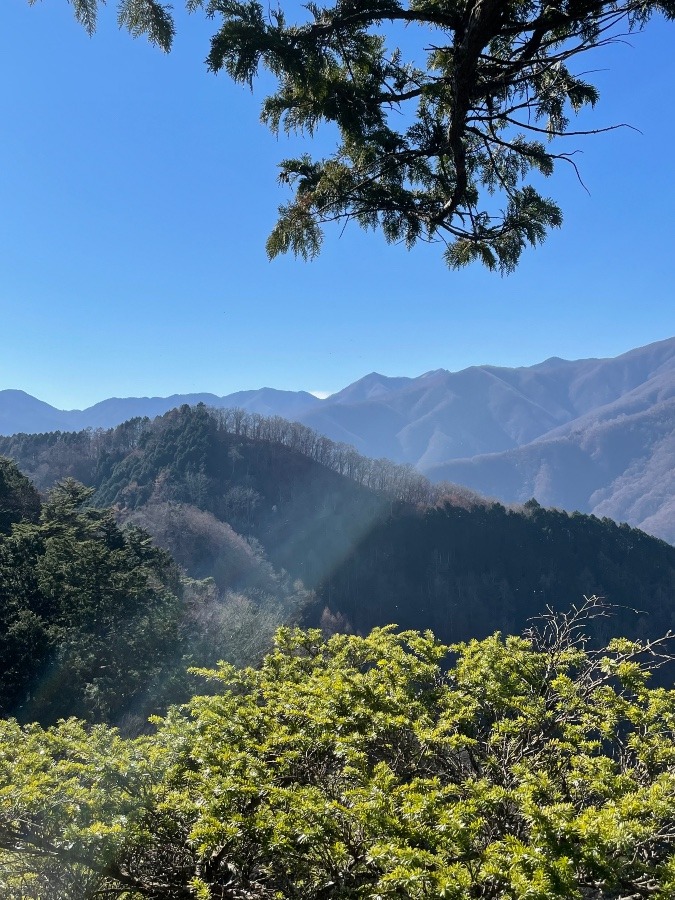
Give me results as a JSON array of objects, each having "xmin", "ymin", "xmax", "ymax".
[{"xmin": 1, "ymin": 1, "xmax": 673, "ymax": 409}]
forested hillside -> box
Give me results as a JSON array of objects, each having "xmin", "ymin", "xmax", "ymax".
[
  {"xmin": 311, "ymin": 498, "xmax": 675, "ymax": 648},
  {"xmin": 3, "ymin": 2, "xmax": 675, "ymax": 895},
  {"xmin": 0, "ymin": 404, "xmax": 443, "ymax": 589},
  {"xmin": 2, "ymin": 405, "xmax": 675, "ymax": 674},
  {"xmin": 0, "ymin": 472, "xmax": 183, "ymax": 725}
]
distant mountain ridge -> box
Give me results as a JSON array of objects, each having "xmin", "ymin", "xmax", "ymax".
[
  {"xmin": 0, "ymin": 388, "xmax": 322, "ymax": 435},
  {"xmin": 3, "ymin": 336, "xmax": 675, "ymax": 541}
]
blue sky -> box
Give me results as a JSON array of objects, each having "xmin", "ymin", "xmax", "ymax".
[{"xmin": 1, "ymin": 1, "xmax": 673, "ymax": 409}]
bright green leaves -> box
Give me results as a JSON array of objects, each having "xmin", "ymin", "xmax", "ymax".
[
  {"xmin": 0, "ymin": 717, "xmax": 166, "ymax": 899},
  {"xmin": 2, "ymin": 620, "xmax": 675, "ymax": 896}
]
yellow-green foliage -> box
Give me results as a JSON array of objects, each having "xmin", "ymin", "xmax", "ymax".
[{"xmin": 1, "ymin": 619, "xmax": 675, "ymax": 898}]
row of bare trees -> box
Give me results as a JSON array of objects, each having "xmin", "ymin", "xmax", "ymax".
[{"xmin": 209, "ymin": 407, "xmax": 478, "ymax": 507}]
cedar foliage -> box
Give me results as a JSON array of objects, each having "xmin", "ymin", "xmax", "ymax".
[
  {"xmin": 34, "ymin": 0, "xmax": 675, "ymax": 271},
  {"xmin": 0, "ymin": 475, "xmax": 183, "ymax": 723},
  {"xmin": 0, "ymin": 460, "xmax": 308, "ymax": 726}
]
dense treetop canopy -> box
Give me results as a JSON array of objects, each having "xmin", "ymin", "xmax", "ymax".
[
  {"xmin": 2, "ymin": 607, "xmax": 675, "ymax": 898},
  {"xmin": 40, "ymin": 0, "xmax": 675, "ymax": 271},
  {"xmin": 0, "ymin": 458, "xmax": 40, "ymax": 536}
]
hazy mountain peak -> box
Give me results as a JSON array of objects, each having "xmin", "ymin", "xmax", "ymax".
[{"xmin": 329, "ymin": 372, "xmax": 414, "ymax": 405}]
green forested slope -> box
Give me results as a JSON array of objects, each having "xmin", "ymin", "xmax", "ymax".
[
  {"xmin": 0, "ymin": 457, "xmax": 40, "ymax": 534},
  {"xmin": 311, "ymin": 499, "xmax": 675, "ymax": 649},
  {"xmin": 0, "ymin": 406, "xmax": 397, "ymax": 589},
  {"xmin": 0, "ymin": 476, "xmax": 183, "ymax": 724},
  {"xmin": 2, "ymin": 406, "xmax": 675, "ymax": 677}
]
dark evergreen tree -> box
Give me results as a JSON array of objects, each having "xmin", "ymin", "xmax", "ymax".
[
  {"xmin": 36, "ymin": 0, "xmax": 675, "ymax": 271},
  {"xmin": 0, "ymin": 475, "xmax": 183, "ymax": 724},
  {"xmin": 0, "ymin": 456, "xmax": 40, "ymax": 535}
]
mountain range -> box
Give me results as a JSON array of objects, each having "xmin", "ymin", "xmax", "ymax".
[{"xmin": 2, "ymin": 335, "xmax": 675, "ymax": 541}]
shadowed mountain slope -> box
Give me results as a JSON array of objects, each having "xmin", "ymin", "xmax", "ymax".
[{"xmin": 308, "ymin": 499, "xmax": 675, "ymax": 657}]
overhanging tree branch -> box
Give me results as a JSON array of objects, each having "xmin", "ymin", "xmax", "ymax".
[{"xmin": 27, "ymin": 0, "xmax": 675, "ymax": 272}]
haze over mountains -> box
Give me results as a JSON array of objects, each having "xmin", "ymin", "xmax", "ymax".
[{"xmin": 2, "ymin": 336, "xmax": 674, "ymax": 541}]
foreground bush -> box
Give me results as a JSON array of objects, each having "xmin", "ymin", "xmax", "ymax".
[{"xmin": 1, "ymin": 601, "xmax": 675, "ymax": 899}]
